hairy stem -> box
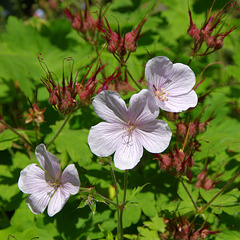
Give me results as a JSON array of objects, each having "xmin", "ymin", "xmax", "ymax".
[
  {"xmin": 119, "ymin": 170, "xmax": 128, "ymax": 240},
  {"xmin": 126, "ymin": 68, "xmax": 142, "ymax": 91},
  {"xmin": 180, "ymin": 178, "xmax": 198, "ymax": 211},
  {"xmin": 109, "ymin": 162, "xmax": 121, "ymax": 240},
  {"xmin": 46, "ymin": 113, "xmax": 71, "ymax": 149}
]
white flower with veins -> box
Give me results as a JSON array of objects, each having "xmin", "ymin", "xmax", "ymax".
[
  {"xmin": 18, "ymin": 144, "xmax": 80, "ymax": 217},
  {"xmin": 88, "ymin": 89, "xmax": 172, "ymax": 170},
  {"xmin": 145, "ymin": 56, "xmax": 198, "ymax": 112}
]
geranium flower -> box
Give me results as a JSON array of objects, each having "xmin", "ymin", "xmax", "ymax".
[
  {"xmin": 145, "ymin": 56, "xmax": 198, "ymax": 112},
  {"xmin": 18, "ymin": 144, "xmax": 80, "ymax": 217},
  {"xmin": 88, "ymin": 89, "xmax": 172, "ymax": 170}
]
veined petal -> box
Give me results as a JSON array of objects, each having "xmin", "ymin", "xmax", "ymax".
[
  {"xmin": 145, "ymin": 56, "xmax": 173, "ymax": 92},
  {"xmin": 61, "ymin": 164, "xmax": 80, "ymax": 195},
  {"xmin": 162, "ymin": 90, "xmax": 198, "ymax": 112},
  {"xmin": 18, "ymin": 163, "xmax": 51, "ymax": 194},
  {"xmin": 93, "ymin": 90, "xmax": 128, "ymax": 123},
  {"xmin": 114, "ymin": 135, "xmax": 143, "ymax": 170},
  {"xmin": 26, "ymin": 187, "xmax": 54, "ymax": 215},
  {"xmin": 88, "ymin": 122, "xmax": 124, "ymax": 157},
  {"xmin": 35, "ymin": 144, "xmax": 61, "ymax": 180},
  {"xmin": 47, "ymin": 186, "xmax": 70, "ymax": 217},
  {"xmin": 128, "ymin": 89, "xmax": 159, "ymax": 124},
  {"xmin": 137, "ymin": 120, "xmax": 172, "ymax": 153},
  {"xmin": 165, "ymin": 63, "xmax": 196, "ymax": 93}
]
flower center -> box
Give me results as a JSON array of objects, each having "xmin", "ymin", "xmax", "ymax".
[
  {"xmin": 48, "ymin": 179, "xmax": 61, "ymax": 190},
  {"xmin": 122, "ymin": 121, "xmax": 135, "ymax": 146},
  {"xmin": 155, "ymin": 87, "xmax": 169, "ymax": 101}
]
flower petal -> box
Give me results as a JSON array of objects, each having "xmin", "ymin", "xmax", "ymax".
[
  {"xmin": 61, "ymin": 164, "xmax": 80, "ymax": 195},
  {"xmin": 161, "ymin": 90, "xmax": 198, "ymax": 112},
  {"xmin": 93, "ymin": 90, "xmax": 128, "ymax": 123},
  {"xmin": 35, "ymin": 144, "xmax": 61, "ymax": 180},
  {"xmin": 88, "ymin": 122, "xmax": 124, "ymax": 157},
  {"xmin": 18, "ymin": 163, "xmax": 50, "ymax": 194},
  {"xmin": 128, "ymin": 89, "xmax": 159, "ymax": 124},
  {"xmin": 47, "ymin": 186, "xmax": 70, "ymax": 217},
  {"xmin": 145, "ymin": 56, "xmax": 173, "ymax": 92},
  {"xmin": 137, "ymin": 120, "xmax": 172, "ymax": 153},
  {"xmin": 26, "ymin": 187, "xmax": 54, "ymax": 215},
  {"xmin": 114, "ymin": 135, "xmax": 143, "ymax": 170},
  {"xmin": 165, "ymin": 63, "xmax": 196, "ymax": 94}
]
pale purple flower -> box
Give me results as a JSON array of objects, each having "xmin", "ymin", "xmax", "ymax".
[
  {"xmin": 18, "ymin": 144, "xmax": 80, "ymax": 217},
  {"xmin": 145, "ymin": 56, "xmax": 198, "ymax": 112},
  {"xmin": 88, "ymin": 89, "xmax": 172, "ymax": 170}
]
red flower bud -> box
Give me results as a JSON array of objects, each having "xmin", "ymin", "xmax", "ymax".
[
  {"xmin": 214, "ymin": 37, "xmax": 223, "ymax": 50},
  {"xmin": 124, "ymin": 31, "xmax": 138, "ymax": 52},
  {"xmin": 206, "ymin": 36, "xmax": 216, "ymax": 48}
]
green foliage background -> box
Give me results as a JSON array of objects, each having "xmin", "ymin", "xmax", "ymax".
[{"xmin": 0, "ymin": 0, "xmax": 240, "ymax": 239}]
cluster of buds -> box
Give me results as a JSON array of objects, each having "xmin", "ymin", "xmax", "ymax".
[
  {"xmin": 64, "ymin": 2, "xmax": 103, "ymax": 44},
  {"xmin": 24, "ymin": 102, "xmax": 46, "ymax": 126},
  {"xmin": 75, "ymin": 65, "xmax": 121, "ymax": 105},
  {"xmin": 177, "ymin": 121, "xmax": 209, "ymax": 138},
  {"xmin": 196, "ymin": 170, "xmax": 216, "ymax": 190},
  {"xmin": 39, "ymin": 55, "xmax": 120, "ymax": 115},
  {"xmin": 40, "ymin": 56, "xmax": 79, "ymax": 115},
  {"xmin": 99, "ymin": 3, "xmax": 155, "ymax": 64},
  {"xmin": 187, "ymin": 0, "xmax": 237, "ymax": 56},
  {"xmin": 100, "ymin": 17, "xmax": 146, "ymax": 60},
  {"xmin": 155, "ymin": 147, "xmax": 194, "ymax": 178},
  {"xmin": 176, "ymin": 113, "xmax": 213, "ymax": 152},
  {"xmin": 160, "ymin": 216, "xmax": 218, "ymax": 240}
]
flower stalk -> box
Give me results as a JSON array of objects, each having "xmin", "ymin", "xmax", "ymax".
[
  {"xmin": 46, "ymin": 113, "xmax": 71, "ymax": 149},
  {"xmin": 119, "ymin": 170, "xmax": 128, "ymax": 240},
  {"xmin": 180, "ymin": 177, "xmax": 198, "ymax": 211}
]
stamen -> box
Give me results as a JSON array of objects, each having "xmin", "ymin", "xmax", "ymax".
[
  {"xmin": 122, "ymin": 121, "xmax": 135, "ymax": 146},
  {"xmin": 155, "ymin": 87, "xmax": 169, "ymax": 101}
]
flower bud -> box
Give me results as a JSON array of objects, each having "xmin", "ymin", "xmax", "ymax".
[
  {"xmin": 107, "ymin": 32, "xmax": 122, "ymax": 53},
  {"xmin": 214, "ymin": 37, "xmax": 223, "ymax": 50},
  {"xmin": 124, "ymin": 31, "xmax": 137, "ymax": 52},
  {"xmin": 206, "ymin": 36, "xmax": 216, "ymax": 48},
  {"xmin": 187, "ymin": 24, "xmax": 200, "ymax": 41},
  {"xmin": 177, "ymin": 123, "xmax": 187, "ymax": 136}
]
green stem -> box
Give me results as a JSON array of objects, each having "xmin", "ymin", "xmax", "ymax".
[
  {"xmin": 0, "ymin": 119, "xmax": 34, "ymax": 150},
  {"xmin": 34, "ymin": 122, "xmax": 38, "ymax": 145},
  {"xmin": 180, "ymin": 178, "xmax": 198, "ymax": 211},
  {"xmin": 188, "ymin": 55, "xmax": 194, "ymax": 66},
  {"xmin": 109, "ymin": 162, "xmax": 121, "ymax": 240},
  {"xmin": 119, "ymin": 170, "xmax": 128, "ymax": 240},
  {"xmin": 125, "ymin": 68, "xmax": 142, "ymax": 91},
  {"xmin": 200, "ymin": 170, "xmax": 240, "ymax": 213},
  {"xmin": 46, "ymin": 113, "xmax": 71, "ymax": 149}
]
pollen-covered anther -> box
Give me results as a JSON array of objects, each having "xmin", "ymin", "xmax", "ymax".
[{"xmin": 155, "ymin": 87, "xmax": 169, "ymax": 101}]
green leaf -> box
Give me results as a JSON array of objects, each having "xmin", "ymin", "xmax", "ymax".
[
  {"xmin": 0, "ymin": 129, "xmax": 19, "ymax": 150},
  {"xmin": 122, "ymin": 202, "xmax": 142, "ymax": 228},
  {"xmin": 136, "ymin": 192, "xmax": 157, "ymax": 218},
  {"xmin": 127, "ymin": 183, "xmax": 149, "ymax": 202},
  {"xmin": 200, "ymin": 188, "xmax": 240, "ymax": 214},
  {"xmin": 143, "ymin": 215, "xmax": 166, "ymax": 233},
  {"xmin": 47, "ymin": 120, "xmax": 93, "ymax": 167}
]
